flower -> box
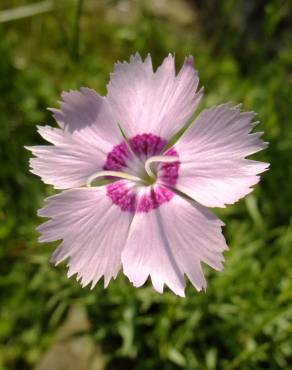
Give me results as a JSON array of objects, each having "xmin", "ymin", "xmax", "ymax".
[{"xmin": 26, "ymin": 54, "xmax": 269, "ymax": 296}]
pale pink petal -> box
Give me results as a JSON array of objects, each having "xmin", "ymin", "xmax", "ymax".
[
  {"xmin": 26, "ymin": 89, "xmax": 123, "ymax": 189},
  {"xmin": 107, "ymin": 53, "xmax": 202, "ymax": 139},
  {"xmin": 122, "ymin": 188, "xmax": 227, "ymax": 296},
  {"xmin": 173, "ymin": 104, "xmax": 269, "ymax": 208},
  {"xmin": 37, "ymin": 185, "xmax": 133, "ymax": 288},
  {"xmin": 50, "ymin": 88, "xmax": 121, "ymax": 144}
]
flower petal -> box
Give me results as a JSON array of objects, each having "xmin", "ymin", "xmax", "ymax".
[
  {"xmin": 173, "ymin": 104, "xmax": 269, "ymax": 208},
  {"xmin": 50, "ymin": 88, "xmax": 121, "ymax": 143},
  {"xmin": 122, "ymin": 190, "xmax": 227, "ymax": 296},
  {"xmin": 26, "ymin": 89, "xmax": 123, "ymax": 189},
  {"xmin": 37, "ymin": 186, "xmax": 133, "ymax": 288},
  {"xmin": 107, "ymin": 53, "xmax": 202, "ymax": 140}
]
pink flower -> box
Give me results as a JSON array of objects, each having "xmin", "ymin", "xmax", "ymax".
[{"xmin": 27, "ymin": 54, "xmax": 269, "ymax": 296}]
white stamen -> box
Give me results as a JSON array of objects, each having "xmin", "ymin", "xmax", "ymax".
[
  {"xmin": 145, "ymin": 155, "xmax": 178, "ymax": 179},
  {"xmin": 86, "ymin": 170, "xmax": 142, "ymax": 187}
]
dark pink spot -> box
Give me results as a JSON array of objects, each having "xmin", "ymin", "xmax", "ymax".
[
  {"xmin": 106, "ymin": 181, "xmax": 136, "ymax": 212},
  {"xmin": 103, "ymin": 142, "xmax": 131, "ymax": 171},
  {"xmin": 137, "ymin": 186, "xmax": 174, "ymax": 213},
  {"xmin": 159, "ymin": 147, "xmax": 180, "ymax": 186},
  {"xmin": 129, "ymin": 134, "xmax": 167, "ymax": 157},
  {"xmin": 106, "ymin": 182, "xmax": 175, "ymax": 213}
]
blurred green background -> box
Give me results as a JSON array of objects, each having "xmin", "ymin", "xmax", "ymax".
[{"xmin": 1, "ymin": 0, "xmax": 292, "ymax": 369}]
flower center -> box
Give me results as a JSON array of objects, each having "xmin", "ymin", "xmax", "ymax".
[
  {"xmin": 89, "ymin": 133, "xmax": 180, "ymax": 213},
  {"xmin": 103, "ymin": 133, "xmax": 179, "ymax": 183}
]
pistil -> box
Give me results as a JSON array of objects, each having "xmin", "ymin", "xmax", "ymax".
[
  {"xmin": 144, "ymin": 155, "xmax": 179, "ymax": 180},
  {"xmin": 86, "ymin": 171, "xmax": 142, "ymax": 187}
]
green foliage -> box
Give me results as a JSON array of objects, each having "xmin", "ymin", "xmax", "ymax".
[{"xmin": 0, "ymin": 1, "xmax": 291, "ymax": 369}]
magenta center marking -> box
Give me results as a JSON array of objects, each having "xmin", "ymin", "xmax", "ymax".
[{"xmin": 104, "ymin": 134, "xmax": 180, "ymax": 213}]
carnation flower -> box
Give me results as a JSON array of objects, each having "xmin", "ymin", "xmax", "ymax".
[{"xmin": 27, "ymin": 54, "xmax": 268, "ymax": 296}]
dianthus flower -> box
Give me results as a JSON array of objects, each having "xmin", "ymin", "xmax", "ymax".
[{"xmin": 27, "ymin": 54, "xmax": 268, "ymax": 296}]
